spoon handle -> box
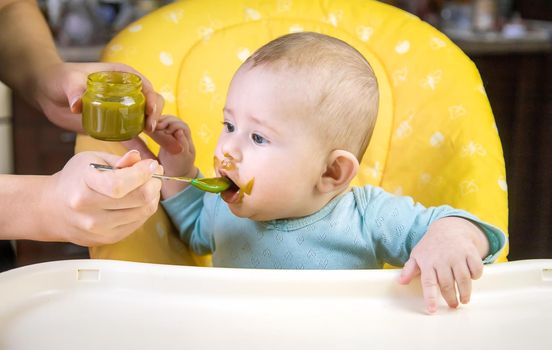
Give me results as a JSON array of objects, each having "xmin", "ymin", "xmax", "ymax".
[{"xmin": 89, "ymin": 163, "xmax": 193, "ymax": 183}]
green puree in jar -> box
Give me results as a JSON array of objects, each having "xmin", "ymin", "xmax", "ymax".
[{"xmin": 82, "ymin": 71, "xmax": 145, "ymax": 141}]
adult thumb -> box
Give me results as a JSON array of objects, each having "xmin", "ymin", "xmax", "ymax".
[{"xmin": 115, "ymin": 150, "xmax": 142, "ymax": 168}]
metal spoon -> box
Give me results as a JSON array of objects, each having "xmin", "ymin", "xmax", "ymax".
[{"xmin": 89, "ymin": 163, "xmax": 232, "ymax": 193}]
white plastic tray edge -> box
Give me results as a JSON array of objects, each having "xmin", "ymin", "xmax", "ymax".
[{"xmin": 0, "ymin": 259, "xmax": 550, "ymax": 301}]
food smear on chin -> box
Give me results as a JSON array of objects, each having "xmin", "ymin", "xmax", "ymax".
[{"xmin": 236, "ymin": 178, "xmax": 254, "ymax": 203}]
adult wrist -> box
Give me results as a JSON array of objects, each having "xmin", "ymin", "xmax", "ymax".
[
  {"xmin": 25, "ymin": 58, "xmax": 63, "ymax": 108},
  {"xmin": 35, "ymin": 173, "xmax": 65, "ymax": 242},
  {"xmin": 2, "ymin": 175, "xmax": 58, "ymax": 242}
]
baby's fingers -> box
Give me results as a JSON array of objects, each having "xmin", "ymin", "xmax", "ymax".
[
  {"xmin": 147, "ymin": 128, "xmax": 183, "ymax": 154},
  {"xmin": 420, "ymin": 267, "xmax": 439, "ymax": 314},
  {"xmin": 164, "ymin": 120, "xmax": 187, "ymax": 135},
  {"xmin": 154, "ymin": 115, "xmax": 173, "ymax": 131},
  {"xmin": 398, "ymin": 258, "xmax": 420, "ymax": 284},
  {"xmin": 467, "ymin": 253, "xmax": 484, "ymax": 280},
  {"xmin": 436, "ymin": 266, "xmax": 459, "ymax": 309},
  {"xmin": 453, "ymin": 263, "xmax": 473, "ymax": 304},
  {"xmin": 175, "ymin": 128, "xmax": 195, "ymax": 155}
]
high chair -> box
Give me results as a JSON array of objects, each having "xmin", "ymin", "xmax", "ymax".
[{"xmin": 76, "ymin": 0, "xmax": 509, "ymax": 265}]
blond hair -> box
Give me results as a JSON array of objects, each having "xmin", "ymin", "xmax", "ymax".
[{"xmin": 244, "ymin": 32, "xmax": 379, "ymax": 161}]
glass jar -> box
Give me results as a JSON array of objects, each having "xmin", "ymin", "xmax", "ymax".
[{"xmin": 82, "ymin": 71, "xmax": 145, "ymax": 141}]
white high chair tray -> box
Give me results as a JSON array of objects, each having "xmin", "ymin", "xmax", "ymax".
[{"xmin": 0, "ymin": 259, "xmax": 550, "ymax": 350}]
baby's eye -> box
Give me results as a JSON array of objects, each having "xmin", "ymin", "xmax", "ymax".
[
  {"xmin": 223, "ymin": 121, "xmax": 235, "ymax": 133},
  {"xmin": 251, "ymin": 133, "xmax": 268, "ymax": 145}
]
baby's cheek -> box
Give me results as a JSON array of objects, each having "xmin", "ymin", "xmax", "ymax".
[{"xmin": 250, "ymin": 179, "xmax": 280, "ymax": 206}]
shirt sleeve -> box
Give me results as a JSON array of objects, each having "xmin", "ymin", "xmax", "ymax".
[
  {"xmin": 354, "ymin": 186, "xmax": 507, "ymax": 267},
  {"xmin": 161, "ymin": 185, "xmax": 216, "ymax": 255}
]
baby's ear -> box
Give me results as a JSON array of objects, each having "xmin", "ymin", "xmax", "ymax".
[{"xmin": 317, "ymin": 150, "xmax": 359, "ymax": 193}]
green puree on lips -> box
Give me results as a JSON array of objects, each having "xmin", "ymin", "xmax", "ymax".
[{"xmin": 82, "ymin": 71, "xmax": 145, "ymax": 141}]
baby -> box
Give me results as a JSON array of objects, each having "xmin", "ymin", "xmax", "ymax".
[{"xmin": 147, "ymin": 32, "xmax": 506, "ymax": 314}]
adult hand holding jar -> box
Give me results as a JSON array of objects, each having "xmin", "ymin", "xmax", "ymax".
[
  {"xmin": 34, "ymin": 62, "xmax": 165, "ymax": 136},
  {"xmin": 0, "ymin": 1, "xmax": 166, "ymax": 137},
  {"xmin": 0, "ymin": 0, "xmax": 167, "ymax": 247}
]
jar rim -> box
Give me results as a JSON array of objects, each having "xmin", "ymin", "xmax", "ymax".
[
  {"xmin": 87, "ymin": 71, "xmax": 142, "ymax": 88},
  {"xmin": 86, "ymin": 71, "xmax": 143, "ymax": 94}
]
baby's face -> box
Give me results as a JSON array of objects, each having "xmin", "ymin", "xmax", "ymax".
[{"xmin": 214, "ymin": 65, "xmax": 326, "ymax": 221}]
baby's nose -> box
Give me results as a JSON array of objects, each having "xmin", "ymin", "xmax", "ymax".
[{"xmin": 221, "ymin": 140, "xmax": 242, "ymax": 163}]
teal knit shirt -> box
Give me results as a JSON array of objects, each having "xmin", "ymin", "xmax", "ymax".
[{"xmin": 162, "ymin": 185, "xmax": 506, "ymax": 269}]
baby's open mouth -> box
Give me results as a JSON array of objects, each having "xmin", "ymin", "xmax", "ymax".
[
  {"xmin": 220, "ymin": 176, "xmax": 240, "ymax": 203},
  {"xmin": 220, "ymin": 176, "xmax": 254, "ymax": 204},
  {"xmin": 223, "ymin": 177, "xmax": 240, "ymax": 193}
]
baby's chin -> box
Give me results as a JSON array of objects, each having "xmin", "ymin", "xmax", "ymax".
[{"xmin": 226, "ymin": 203, "xmax": 277, "ymax": 222}]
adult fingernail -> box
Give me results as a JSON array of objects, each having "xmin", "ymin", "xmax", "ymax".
[
  {"xmin": 151, "ymin": 120, "xmax": 157, "ymax": 132},
  {"xmin": 128, "ymin": 149, "xmax": 140, "ymax": 155},
  {"xmin": 149, "ymin": 160, "xmax": 159, "ymax": 173},
  {"xmin": 69, "ymin": 96, "xmax": 79, "ymax": 112}
]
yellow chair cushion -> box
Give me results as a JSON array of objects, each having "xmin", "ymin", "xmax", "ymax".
[{"xmin": 78, "ymin": 0, "xmax": 508, "ymax": 264}]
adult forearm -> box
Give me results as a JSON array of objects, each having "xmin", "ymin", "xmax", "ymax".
[
  {"xmin": 0, "ymin": 0, "xmax": 62, "ymax": 100},
  {"xmin": 0, "ymin": 174, "xmax": 54, "ymax": 241}
]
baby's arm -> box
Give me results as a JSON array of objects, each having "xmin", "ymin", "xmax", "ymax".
[
  {"xmin": 148, "ymin": 116, "xmax": 214, "ymax": 254},
  {"xmin": 162, "ymin": 183, "xmax": 217, "ymax": 256},
  {"xmin": 148, "ymin": 115, "xmax": 198, "ymax": 200},
  {"xmin": 398, "ymin": 216, "xmax": 490, "ymax": 314},
  {"xmin": 356, "ymin": 186, "xmax": 506, "ymax": 314}
]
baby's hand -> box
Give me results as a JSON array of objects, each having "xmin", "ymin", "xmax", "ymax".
[
  {"xmin": 398, "ymin": 217, "xmax": 490, "ymax": 314},
  {"xmin": 123, "ymin": 115, "xmax": 197, "ymax": 199},
  {"xmin": 151, "ymin": 115, "xmax": 196, "ymax": 177},
  {"xmin": 152, "ymin": 115, "xmax": 197, "ymax": 199}
]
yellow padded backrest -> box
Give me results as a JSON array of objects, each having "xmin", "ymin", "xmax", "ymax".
[{"xmin": 90, "ymin": 0, "xmax": 508, "ymax": 262}]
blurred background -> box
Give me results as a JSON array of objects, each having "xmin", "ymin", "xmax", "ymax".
[
  {"xmin": 0, "ymin": 0, "xmax": 550, "ymax": 271},
  {"xmin": 37, "ymin": 0, "xmax": 171, "ymax": 47}
]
